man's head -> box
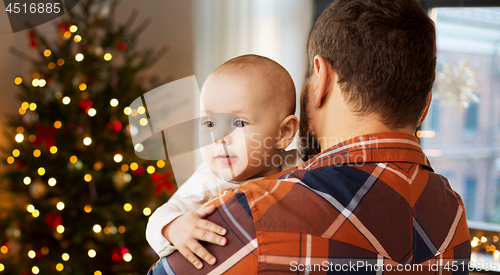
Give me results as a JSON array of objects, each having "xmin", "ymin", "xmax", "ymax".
[
  {"xmin": 300, "ymin": 0, "xmax": 436, "ymax": 159},
  {"xmin": 200, "ymin": 54, "xmax": 298, "ymax": 180}
]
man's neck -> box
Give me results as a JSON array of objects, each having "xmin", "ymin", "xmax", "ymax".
[{"xmin": 318, "ymin": 115, "xmax": 416, "ymax": 151}]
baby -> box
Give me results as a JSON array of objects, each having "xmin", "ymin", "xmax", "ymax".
[{"xmin": 145, "ymin": 54, "xmax": 303, "ymax": 269}]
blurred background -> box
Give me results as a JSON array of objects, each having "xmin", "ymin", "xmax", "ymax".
[{"xmin": 0, "ymin": 0, "xmax": 499, "ymax": 273}]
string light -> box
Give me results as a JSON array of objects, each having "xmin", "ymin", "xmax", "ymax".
[
  {"xmin": 23, "ymin": 177, "xmax": 31, "ymax": 185},
  {"xmin": 137, "ymin": 106, "xmax": 146, "ymax": 114},
  {"xmin": 1, "ymin": 245, "xmax": 8, "ymax": 254},
  {"xmin": 37, "ymin": 167, "xmax": 46, "ymax": 176},
  {"xmin": 84, "ymin": 205, "xmax": 92, "ymax": 213},
  {"xmin": 27, "ymin": 204, "xmax": 35, "ymax": 213},
  {"xmin": 110, "ymin": 98, "xmax": 119, "ymax": 107},
  {"xmin": 88, "ymin": 108, "xmax": 96, "ymax": 117},
  {"xmin": 75, "ymin": 53, "xmax": 84, "ymax": 62},
  {"xmin": 38, "ymin": 79, "xmax": 46, "ymax": 87},
  {"xmin": 56, "ymin": 263, "xmax": 64, "ymax": 271},
  {"xmin": 32, "ymin": 209, "xmax": 40, "ymax": 218},
  {"xmin": 157, "ymin": 160, "xmax": 165, "ymax": 168},
  {"xmin": 48, "ymin": 178, "xmax": 56, "ymax": 187},
  {"xmin": 88, "ymin": 249, "xmax": 96, "ymax": 258},
  {"xmin": 15, "ymin": 133, "xmax": 24, "ymax": 143},
  {"xmin": 69, "ymin": 156, "xmax": 78, "ymax": 163},
  {"xmin": 41, "ymin": 247, "xmax": 49, "ymax": 255},
  {"xmin": 0, "ymin": 264, "xmax": 4, "ymax": 271},
  {"xmin": 83, "ymin": 137, "xmax": 92, "ymax": 146},
  {"xmin": 55, "ymin": 92, "xmax": 62, "ymax": 99},
  {"xmin": 33, "ymin": 149, "xmax": 41, "ymax": 157},
  {"xmin": 84, "ymin": 174, "xmax": 92, "ymax": 182},
  {"xmin": 32, "ymin": 266, "xmax": 39, "ymax": 274},
  {"xmin": 12, "ymin": 149, "xmax": 20, "ymax": 157},
  {"xmin": 123, "ymin": 253, "xmax": 132, "ymax": 262},
  {"xmin": 93, "ymin": 162, "xmax": 103, "ymax": 171},
  {"xmin": 32, "ymin": 79, "xmax": 39, "ymax": 87},
  {"xmin": 118, "ymin": 226, "xmax": 126, "ymax": 233},
  {"xmin": 48, "ymin": 62, "xmax": 56, "ymax": 69},
  {"xmin": 69, "ymin": 25, "xmax": 78, "ymax": 33},
  {"xmin": 147, "ymin": 166, "xmax": 155, "ymax": 174},
  {"xmin": 74, "ymin": 35, "xmax": 82, "ymax": 42},
  {"xmin": 134, "ymin": 143, "xmax": 144, "ymax": 152},
  {"xmin": 29, "ymin": 135, "xmax": 36, "ymax": 142},
  {"xmin": 6, "ymin": 156, "xmax": 15, "ymax": 164},
  {"xmin": 56, "ymin": 225, "xmax": 65, "ymax": 234},
  {"xmin": 63, "ymin": 31, "xmax": 71, "ymax": 38},
  {"xmin": 56, "ymin": 202, "xmax": 65, "ymax": 210},
  {"xmin": 79, "ymin": 83, "xmax": 87, "ymax": 91},
  {"xmin": 123, "ymin": 203, "xmax": 132, "ymax": 212},
  {"xmin": 50, "ymin": 146, "xmax": 58, "ymax": 154},
  {"xmin": 95, "ymin": 271, "xmax": 102, "ymax": 275},
  {"xmin": 29, "ymin": 103, "xmax": 37, "ymax": 111},
  {"xmin": 104, "ymin": 53, "xmax": 112, "ymax": 61},
  {"xmin": 121, "ymin": 164, "xmax": 129, "ymax": 172},
  {"xmin": 139, "ymin": 118, "xmax": 148, "ymax": 126},
  {"xmin": 57, "ymin": 59, "xmax": 65, "ymax": 66},
  {"xmin": 21, "ymin": 102, "xmax": 29, "ymax": 109},
  {"xmin": 14, "ymin": 77, "xmax": 22, "ymax": 85},
  {"xmin": 93, "ymin": 224, "xmax": 102, "ymax": 233},
  {"xmin": 113, "ymin": 154, "xmax": 123, "ymax": 163},
  {"xmin": 62, "ymin": 96, "xmax": 71, "ymax": 105},
  {"xmin": 130, "ymin": 162, "xmax": 138, "ymax": 170},
  {"xmin": 43, "ymin": 49, "xmax": 51, "ymax": 57},
  {"xmin": 123, "ymin": 107, "xmax": 132, "ymax": 115},
  {"xmin": 28, "ymin": 250, "xmax": 36, "ymax": 258},
  {"xmin": 54, "ymin": 121, "xmax": 62, "ymax": 129},
  {"xmin": 19, "ymin": 108, "xmax": 26, "ymax": 115},
  {"xmin": 62, "ymin": 253, "xmax": 70, "ymax": 261},
  {"xmin": 143, "ymin": 207, "xmax": 152, "ymax": 216}
]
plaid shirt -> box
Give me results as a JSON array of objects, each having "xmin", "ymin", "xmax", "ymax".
[{"xmin": 148, "ymin": 132, "xmax": 471, "ymax": 274}]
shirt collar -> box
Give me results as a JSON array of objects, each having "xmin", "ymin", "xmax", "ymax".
[{"xmin": 300, "ymin": 132, "xmax": 433, "ymax": 171}]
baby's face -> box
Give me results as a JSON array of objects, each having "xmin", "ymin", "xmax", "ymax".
[{"xmin": 199, "ymin": 73, "xmax": 284, "ymax": 180}]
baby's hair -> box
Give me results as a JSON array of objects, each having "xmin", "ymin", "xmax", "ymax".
[{"xmin": 213, "ymin": 54, "xmax": 296, "ymax": 117}]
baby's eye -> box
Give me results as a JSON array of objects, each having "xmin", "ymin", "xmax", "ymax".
[
  {"xmin": 203, "ymin": 121, "xmax": 215, "ymax": 128},
  {"xmin": 233, "ymin": 120, "xmax": 247, "ymax": 128}
]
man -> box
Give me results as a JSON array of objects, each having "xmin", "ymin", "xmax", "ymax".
[{"xmin": 149, "ymin": 0, "xmax": 471, "ymax": 273}]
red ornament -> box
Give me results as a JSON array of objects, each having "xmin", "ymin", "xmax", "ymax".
[
  {"xmin": 28, "ymin": 30, "xmax": 37, "ymax": 48},
  {"xmin": 107, "ymin": 120, "xmax": 122, "ymax": 133},
  {"xmin": 15, "ymin": 159, "xmax": 26, "ymax": 168},
  {"xmin": 151, "ymin": 170, "xmax": 176, "ymax": 195},
  {"xmin": 45, "ymin": 213, "xmax": 62, "ymax": 229},
  {"xmin": 130, "ymin": 166, "xmax": 145, "ymax": 176},
  {"xmin": 57, "ymin": 21, "xmax": 70, "ymax": 32},
  {"xmin": 111, "ymin": 247, "xmax": 129, "ymax": 262},
  {"xmin": 78, "ymin": 99, "xmax": 93, "ymax": 113},
  {"xmin": 117, "ymin": 42, "xmax": 127, "ymax": 51},
  {"xmin": 34, "ymin": 124, "xmax": 57, "ymax": 151}
]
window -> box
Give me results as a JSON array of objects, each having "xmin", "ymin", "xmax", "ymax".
[
  {"xmin": 463, "ymin": 177, "xmax": 477, "ymax": 219},
  {"xmin": 464, "ymin": 100, "xmax": 479, "ymax": 132}
]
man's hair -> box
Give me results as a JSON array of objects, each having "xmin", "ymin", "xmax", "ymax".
[
  {"xmin": 307, "ymin": 0, "xmax": 436, "ymax": 128},
  {"xmin": 214, "ymin": 54, "xmax": 296, "ymax": 117}
]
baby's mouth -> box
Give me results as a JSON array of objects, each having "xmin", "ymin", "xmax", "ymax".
[{"xmin": 216, "ymin": 154, "xmax": 237, "ymax": 165}]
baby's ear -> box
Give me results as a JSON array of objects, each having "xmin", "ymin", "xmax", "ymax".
[{"xmin": 277, "ymin": 115, "xmax": 299, "ymax": 149}]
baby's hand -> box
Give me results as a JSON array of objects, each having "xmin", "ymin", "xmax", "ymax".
[{"xmin": 162, "ymin": 205, "xmax": 227, "ymax": 269}]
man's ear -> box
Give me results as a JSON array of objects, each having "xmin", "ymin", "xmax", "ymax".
[
  {"xmin": 418, "ymin": 92, "xmax": 432, "ymax": 127},
  {"xmin": 276, "ymin": 115, "xmax": 299, "ymax": 150},
  {"xmin": 313, "ymin": 55, "xmax": 333, "ymax": 108}
]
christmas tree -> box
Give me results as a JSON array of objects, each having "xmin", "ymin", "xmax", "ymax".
[{"xmin": 0, "ymin": 0, "xmax": 175, "ymax": 274}]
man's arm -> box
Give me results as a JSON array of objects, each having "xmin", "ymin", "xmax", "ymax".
[{"xmin": 148, "ymin": 189, "xmax": 259, "ymax": 275}]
